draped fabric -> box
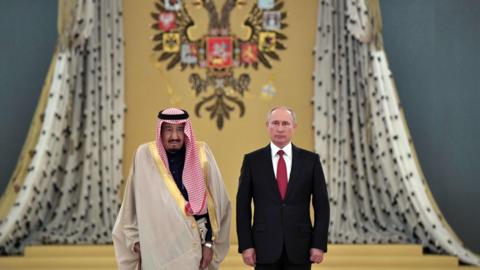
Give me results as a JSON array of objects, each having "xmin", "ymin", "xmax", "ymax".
[
  {"xmin": 313, "ymin": 0, "xmax": 479, "ymax": 265},
  {"xmin": 112, "ymin": 142, "xmax": 231, "ymax": 270},
  {"xmin": 0, "ymin": 50, "xmax": 55, "ymax": 222},
  {"xmin": 0, "ymin": 0, "xmax": 125, "ymax": 254}
]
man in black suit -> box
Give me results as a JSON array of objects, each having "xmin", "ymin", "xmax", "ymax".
[{"xmin": 236, "ymin": 106, "xmax": 330, "ymax": 270}]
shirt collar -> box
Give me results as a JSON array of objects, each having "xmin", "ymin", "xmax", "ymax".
[{"xmin": 270, "ymin": 142, "xmax": 292, "ymax": 157}]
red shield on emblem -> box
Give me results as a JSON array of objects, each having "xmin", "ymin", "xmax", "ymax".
[
  {"xmin": 158, "ymin": 12, "xmax": 176, "ymax": 31},
  {"xmin": 206, "ymin": 37, "xmax": 233, "ymax": 68}
]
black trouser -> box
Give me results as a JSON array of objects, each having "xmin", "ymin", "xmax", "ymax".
[{"xmin": 255, "ymin": 246, "xmax": 311, "ymax": 270}]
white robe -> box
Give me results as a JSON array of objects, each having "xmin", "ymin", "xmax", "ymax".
[{"xmin": 112, "ymin": 141, "xmax": 231, "ymax": 270}]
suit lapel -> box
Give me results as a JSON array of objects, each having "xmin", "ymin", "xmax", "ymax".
[
  {"xmin": 284, "ymin": 144, "xmax": 300, "ymax": 201},
  {"xmin": 265, "ymin": 143, "xmax": 301, "ymax": 202},
  {"xmin": 262, "ymin": 145, "xmax": 283, "ymax": 202}
]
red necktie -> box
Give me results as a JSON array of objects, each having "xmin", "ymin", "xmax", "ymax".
[{"xmin": 276, "ymin": 150, "xmax": 288, "ymax": 200}]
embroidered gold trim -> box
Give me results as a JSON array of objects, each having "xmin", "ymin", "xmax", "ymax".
[
  {"xmin": 197, "ymin": 141, "xmax": 220, "ymax": 242},
  {"xmin": 149, "ymin": 141, "xmax": 220, "ymax": 242},
  {"xmin": 148, "ymin": 141, "xmax": 189, "ymax": 217}
]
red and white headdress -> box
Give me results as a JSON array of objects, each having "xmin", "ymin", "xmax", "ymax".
[{"xmin": 155, "ymin": 108, "xmax": 207, "ymax": 215}]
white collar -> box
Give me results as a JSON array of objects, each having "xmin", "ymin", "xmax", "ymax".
[{"xmin": 270, "ymin": 142, "xmax": 292, "ymax": 157}]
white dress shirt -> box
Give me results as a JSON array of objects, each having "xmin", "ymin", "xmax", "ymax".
[{"xmin": 270, "ymin": 142, "xmax": 292, "ymax": 181}]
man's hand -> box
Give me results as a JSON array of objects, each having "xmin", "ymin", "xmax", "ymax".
[
  {"xmin": 200, "ymin": 244, "xmax": 214, "ymax": 269},
  {"xmin": 133, "ymin": 242, "xmax": 140, "ymax": 254},
  {"xmin": 133, "ymin": 242, "xmax": 142, "ymax": 267},
  {"xmin": 241, "ymin": 248, "xmax": 256, "ymax": 267},
  {"xmin": 309, "ymin": 248, "xmax": 324, "ymax": 264}
]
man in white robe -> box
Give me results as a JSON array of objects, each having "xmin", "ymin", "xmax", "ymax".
[{"xmin": 112, "ymin": 108, "xmax": 231, "ymax": 270}]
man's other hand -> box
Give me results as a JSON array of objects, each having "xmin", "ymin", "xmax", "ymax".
[
  {"xmin": 200, "ymin": 244, "xmax": 213, "ymax": 269},
  {"xmin": 241, "ymin": 248, "xmax": 256, "ymax": 267},
  {"xmin": 309, "ymin": 248, "xmax": 325, "ymax": 264}
]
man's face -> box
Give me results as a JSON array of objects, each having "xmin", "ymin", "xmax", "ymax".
[
  {"xmin": 161, "ymin": 122, "xmax": 185, "ymax": 152},
  {"xmin": 267, "ymin": 108, "xmax": 297, "ymax": 148}
]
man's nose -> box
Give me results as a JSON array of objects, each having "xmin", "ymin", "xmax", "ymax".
[{"xmin": 171, "ymin": 130, "xmax": 180, "ymax": 139}]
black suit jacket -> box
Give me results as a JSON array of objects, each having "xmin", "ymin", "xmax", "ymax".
[{"xmin": 236, "ymin": 144, "xmax": 330, "ymax": 264}]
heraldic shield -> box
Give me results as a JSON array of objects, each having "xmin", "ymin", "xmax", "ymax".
[{"xmin": 151, "ymin": 0, "xmax": 288, "ymax": 129}]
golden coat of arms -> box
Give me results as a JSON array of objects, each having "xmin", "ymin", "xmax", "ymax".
[{"xmin": 152, "ymin": 0, "xmax": 288, "ymax": 129}]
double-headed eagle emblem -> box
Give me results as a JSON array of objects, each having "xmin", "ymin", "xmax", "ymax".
[{"xmin": 151, "ymin": 0, "xmax": 288, "ymax": 129}]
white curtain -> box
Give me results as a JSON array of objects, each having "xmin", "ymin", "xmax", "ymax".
[
  {"xmin": 313, "ymin": 0, "xmax": 479, "ymax": 265},
  {"xmin": 0, "ymin": 0, "xmax": 125, "ymax": 254}
]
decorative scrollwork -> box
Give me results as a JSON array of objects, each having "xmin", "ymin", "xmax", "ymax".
[{"xmin": 152, "ymin": 0, "xmax": 288, "ymax": 129}]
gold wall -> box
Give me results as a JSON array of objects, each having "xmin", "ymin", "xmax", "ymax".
[{"xmin": 123, "ymin": 0, "xmax": 318, "ymax": 243}]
